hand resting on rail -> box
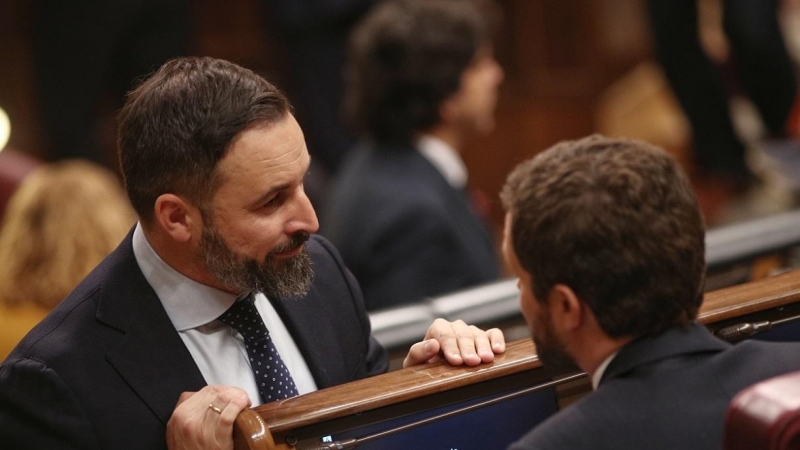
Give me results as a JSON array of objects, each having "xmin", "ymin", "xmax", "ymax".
[{"xmin": 166, "ymin": 319, "xmax": 505, "ymax": 449}]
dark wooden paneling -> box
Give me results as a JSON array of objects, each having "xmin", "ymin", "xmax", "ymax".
[
  {"xmin": 0, "ymin": 0, "xmax": 653, "ymax": 225},
  {"xmin": 464, "ymin": 0, "xmax": 652, "ymax": 228}
]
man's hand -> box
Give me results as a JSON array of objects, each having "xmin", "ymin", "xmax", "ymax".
[
  {"xmin": 167, "ymin": 385, "xmax": 251, "ymax": 450},
  {"xmin": 403, "ymin": 318, "xmax": 505, "ymax": 368}
]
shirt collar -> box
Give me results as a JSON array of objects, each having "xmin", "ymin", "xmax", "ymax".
[
  {"xmin": 132, "ymin": 222, "xmax": 238, "ymax": 331},
  {"xmin": 417, "ymin": 134, "xmax": 468, "ymax": 189},
  {"xmin": 591, "ymin": 350, "xmax": 619, "ymax": 390}
]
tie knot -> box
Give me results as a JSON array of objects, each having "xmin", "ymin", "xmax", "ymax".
[{"xmin": 218, "ymin": 296, "xmax": 268, "ymax": 342}]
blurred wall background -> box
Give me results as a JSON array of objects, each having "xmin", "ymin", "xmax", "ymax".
[{"xmin": 2, "ymin": 0, "xmax": 799, "ymax": 230}]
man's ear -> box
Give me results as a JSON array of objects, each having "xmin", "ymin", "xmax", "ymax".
[
  {"xmin": 153, "ymin": 194, "xmax": 200, "ymax": 243},
  {"xmin": 547, "ymin": 284, "xmax": 584, "ymax": 332}
]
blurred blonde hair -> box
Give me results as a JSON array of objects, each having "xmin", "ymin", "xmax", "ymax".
[{"xmin": 0, "ymin": 160, "xmax": 136, "ymax": 309}]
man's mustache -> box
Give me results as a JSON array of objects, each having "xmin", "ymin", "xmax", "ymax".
[{"xmin": 270, "ymin": 231, "xmax": 311, "ymax": 255}]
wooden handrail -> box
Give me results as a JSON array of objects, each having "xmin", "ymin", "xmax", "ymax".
[
  {"xmin": 234, "ymin": 269, "xmax": 800, "ymax": 450},
  {"xmin": 699, "ymin": 269, "xmax": 800, "ymax": 324},
  {"xmin": 234, "ymin": 409, "xmax": 275, "ymax": 449},
  {"xmin": 233, "ymin": 340, "xmax": 542, "ymax": 450}
]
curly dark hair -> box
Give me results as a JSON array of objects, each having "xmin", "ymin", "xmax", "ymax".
[
  {"xmin": 117, "ymin": 56, "xmax": 291, "ymax": 223},
  {"xmin": 344, "ymin": 0, "xmax": 491, "ymax": 144},
  {"xmin": 501, "ymin": 135, "xmax": 706, "ymax": 339}
]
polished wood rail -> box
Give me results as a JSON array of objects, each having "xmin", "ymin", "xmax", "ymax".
[
  {"xmin": 233, "ymin": 269, "xmax": 800, "ymax": 450},
  {"xmin": 236, "ymin": 338, "xmax": 543, "ymax": 449},
  {"xmin": 699, "ymin": 269, "xmax": 800, "ymax": 325}
]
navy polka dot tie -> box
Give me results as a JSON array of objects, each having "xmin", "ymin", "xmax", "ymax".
[{"xmin": 218, "ymin": 294, "xmax": 299, "ymax": 403}]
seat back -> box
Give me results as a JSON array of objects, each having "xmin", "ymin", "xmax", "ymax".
[{"xmin": 725, "ymin": 370, "xmax": 800, "ymax": 450}]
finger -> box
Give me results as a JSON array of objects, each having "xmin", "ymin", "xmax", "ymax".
[
  {"xmin": 428, "ymin": 318, "xmax": 465, "ymax": 366},
  {"xmin": 402, "ymin": 339, "xmax": 441, "ymax": 368},
  {"xmin": 487, "ymin": 328, "xmax": 506, "ymax": 354},
  {"xmin": 471, "ymin": 327, "xmax": 506, "ymax": 363},
  {"xmin": 168, "ymin": 389, "xmax": 215, "ymax": 448},
  {"xmin": 470, "ymin": 326, "xmax": 496, "ymax": 364},
  {"xmin": 199, "ymin": 388, "xmax": 229, "ymax": 446},
  {"xmin": 213, "ymin": 390, "xmax": 250, "ymax": 445},
  {"xmin": 210, "ymin": 398, "xmax": 249, "ymax": 442},
  {"xmin": 453, "ymin": 324, "xmax": 484, "ymax": 367},
  {"xmin": 167, "ymin": 386, "xmax": 239, "ymax": 449}
]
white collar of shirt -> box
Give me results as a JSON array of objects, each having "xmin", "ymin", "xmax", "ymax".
[
  {"xmin": 591, "ymin": 351, "xmax": 619, "ymax": 390},
  {"xmin": 132, "ymin": 223, "xmax": 236, "ymax": 330},
  {"xmin": 417, "ymin": 135, "xmax": 468, "ymax": 189},
  {"xmin": 130, "ymin": 223, "xmax": 317, "ymax": 402}
]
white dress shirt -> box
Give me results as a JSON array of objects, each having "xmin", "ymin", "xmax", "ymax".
[
  {"xmin": 131, "ymin": 223, "xmax": 317, "ymax": 405},
  {"xmin": 417, "ymin": 134, "xmax": 468, "ymax": 189}
]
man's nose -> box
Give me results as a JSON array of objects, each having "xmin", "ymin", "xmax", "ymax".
[{"xmin": 286, "ymin": 187, "xmax": 319, "ymax": 235}]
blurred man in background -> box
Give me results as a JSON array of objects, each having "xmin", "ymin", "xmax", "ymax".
[{"xmin": 322, "ymin": 0, "xmax": 504, "ymax": 311}]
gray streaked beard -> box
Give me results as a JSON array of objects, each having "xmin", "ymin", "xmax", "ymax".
[{"xmin": 200, "ymin": 224, "xmax": 314, "ymax": 299}]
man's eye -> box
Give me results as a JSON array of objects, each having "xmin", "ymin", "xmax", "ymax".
[{"xmin": 264, "ymin": 194, "xmax": 283, "ymax": 208}]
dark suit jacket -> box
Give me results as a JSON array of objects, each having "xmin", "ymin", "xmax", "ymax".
[
  {"xmin": 321, "ymin": 144, "xmax": 500, "ymax": 311},
  {"xmin": 0, "ymin": 231, "xmax": 387, "ymax": 450},
  {"xmin": 509, "ymin": 324, "xmax": 800, "ymax": 450}
]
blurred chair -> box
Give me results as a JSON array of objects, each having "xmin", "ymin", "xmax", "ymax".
[
  {"xmin": 0, "ymin": 160, "xmax": 136, "ymax": 360},
  {"xmin": 724, "ymin": 370, "xmax": 800, "ymax": 450}
]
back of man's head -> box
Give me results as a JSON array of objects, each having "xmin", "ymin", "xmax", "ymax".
[
  {"xmin": 118, "ymin": 56, "xmax": 291, "ymax": 224},
  {"xmin": 501, "ymin": 135, "xmax": 706, "ymax": 339},
  {"xmin": 344, "ymin": 0, "xmax": 491, "ymax": 144}
]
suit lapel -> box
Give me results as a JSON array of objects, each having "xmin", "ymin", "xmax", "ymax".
[
  {"xmin": 268, "ymin": 282, "xmax": 349, "ymax": 389},
  {"xmin": 97, "ymin": 232, "xmax": 206, "ymax": 425},
  {"xmin": 267, "ymin": 236, "xmax": 366, "ymax": 389}
]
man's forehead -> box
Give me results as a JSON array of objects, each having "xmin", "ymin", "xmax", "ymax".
[
  {"xmin": 212, "ymin": 119, "xmax": 309, "ymax": 194},
  {"xmin": 224, "ymin": 117, "xmax": 303, "ymax": 162}
]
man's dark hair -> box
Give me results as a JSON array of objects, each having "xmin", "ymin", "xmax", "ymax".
[
  {"xmin": 344, "ymin": 0, "xmax": 491, "ymax": 144},
  {"xmin": 500, "ymin": 135, "xmax": 706, "ymax": 339},
  {"xmin": 118, "ymin": 56, "xmax": 291, "ymax": 222}
]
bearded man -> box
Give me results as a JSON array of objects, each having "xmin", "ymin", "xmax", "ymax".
[
  {"xmin": 0, "ymin": 56, "xmax": 505, "ymax": 450},
  {"xmin": 500, "ymin": 135, "xmax": 800, "ymax": 450}
]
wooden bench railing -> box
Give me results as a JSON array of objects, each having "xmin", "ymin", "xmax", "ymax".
[{"xmin": 233, "ymin": 269, "xmax": 800, "ymax": 450}]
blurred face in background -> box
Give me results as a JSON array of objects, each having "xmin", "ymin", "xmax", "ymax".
[{"xmin": 444, "ymin": 45, "xmax": 504, "ymax": 137}]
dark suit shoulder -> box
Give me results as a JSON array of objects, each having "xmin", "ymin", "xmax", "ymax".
[
  {"xmin": 511, "ymin": 337, "xmax": 800, "ymax": 450},
  {"xmin": 7, "ymin": 271, "xmax": 109, "ymax": 365},
  {"xmin": 0, "ymin": 356, "xmax": 102, "ymax": 449},
  {"xmin": 308, "ymin": 234, "xmax": 347, "ymax": 266},
  {"xmin": 326, "ymin": 145, "xmax": 451, "ymax": 211},
  {"xmin": 5, "ymin": 234, "xmax": 139, "ymax": 364},
  {"xmin": 0, "ymin": 230, "xmax": 217, "ymax": 450},
  {"xmin": 511, "ymin": 372, "xmax": 715, "ymax": 450},
  {"xmin": 712, "ymin": 339, "xmax": 800, "ymax": 395},
  {"xmin": 305, "ymin": 234, "xmax": 363, "ymax": 301},
  {"xmin": 509, "ymin": 390, "xmax": 618, "ymax": 450}
]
